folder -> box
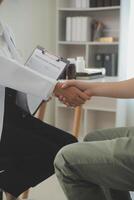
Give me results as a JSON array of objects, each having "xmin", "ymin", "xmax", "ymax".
[
  {"xmin": 66, "ymin": 17, "xmax": 72, "ymax": 41},
  {"xmin": 75, "ymin": 0, "xmax": 82, "ymax": 8},
  {"xmin": 95, "ymin": 53, "xmax": 104, "ymax": 68},
  {"xmin": 90, "ymin": 0, "xmax": 97, "ymax": 7},
  {"xmin": 81, "ymin": 0, "xmax": 87, "ymax": 8},
  {"xmin": 96, "ymin": 0, "xmax": 104, "ymax": 7},
  {"xmin": 111, "ymin": 0, "xmax": 120, "ymax": 6},
  {"xmin": 103, "ymin": 0, "xmax": 111, "ymax": 6},
  {"xmin": 103, "ymin": 53, "xmax": 118, "ymax": 76}
]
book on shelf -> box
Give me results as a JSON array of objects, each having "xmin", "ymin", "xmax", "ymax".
[
  {"xmin": 90, "ymin": 0, "xmax": 105, "ymax": 7},
  {"xmin": 76, "ymin": 72, "xmax": 105, "ymax": 80},
  {"xmin": 103, "ymin": 0, "xmax": 111, "ymax": 7},
  {"xmin": 90, "ymin": 0, "xmax": 97, "ymax": 7},
  {"xmin": 96, "ymin": 0, "xmax": 104, "ymax": 7},
  {"xmin": 84, "ymin": 68, "xmax": 106, "ymax": 75},
  {"xmin": 86, "ymin": 0, "xmax": 90, "ymax": 8},
  {"xmin": 94, "ymin": 53, "xmax": 118, "ymax": 76},
  {"xmin": 95, "ymin": 53, "xmax": 104, "ymax": 68},
  {"xmin": 103, "ymin": 53, "xmax": 118, "ymax": 76},
  {"xmin": 89, "ymin": 0, "xmax": 120, "ymax": 7},
  {"xmin": 77, "ymin": 17, "xmax": 82, "ymax": 41},
  {"xmin": 66, "ymin": 17, "xmax": 72, "ymax": 41},
  {"xmin": 72, "ymin": 17, "xmax": 77, "ymax": 41},
  {"xmin": 75, "ymin": 0, "xmax": 82, "ymax": 8},
  {"xmin": 66, "ymin": 16, "xmax": 92, "ymax": 42},
  {"xmin": 81, "ymin": 17, "xmax": 92, "ymax": 41},
  {"xmin": 111, "ymin": 0, "xmax": 120, "ymax": 6},
  {"xmin": 81, "ymin": 0, "xmax": 90, "ymax": 8},
  {"xmin": 76, "ymin": 67, "xmax": 106, "ymax": 80},
  {"xmin": 75, "ymin": 0, "xmax": 90, "ymax": 8}
]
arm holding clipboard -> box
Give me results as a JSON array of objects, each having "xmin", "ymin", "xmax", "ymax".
[{"xmin": 25, "ymin": 46, "xmax": 70, "ymax": 115}]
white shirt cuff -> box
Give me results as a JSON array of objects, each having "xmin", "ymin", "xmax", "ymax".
[{"xmin": 43, "ymin": 80, "xmax": 57, "ymax": 100}]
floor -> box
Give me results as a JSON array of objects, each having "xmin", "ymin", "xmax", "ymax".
[
  {"xmin": 2, "ymin": 175, "xmax": 66, "ymax": 200},
  {"xmin": 29, "ymin": 175, "xmax": 67, "ymax": 200},
  {"xmin": 3, "ymin": 175, "xmax": 134, "ymax": 200},
  {"xmin": 29, "ymin": 175, "xmax": 134, "ymax": 200}
]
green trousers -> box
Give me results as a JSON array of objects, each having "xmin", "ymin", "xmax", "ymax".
[{"xmin": 54, "ymin": 127, "xmax": 134, "ymax": 200}]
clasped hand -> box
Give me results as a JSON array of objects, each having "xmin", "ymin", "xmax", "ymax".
[{"xmin": 54, "ymin": 82, "xmax": 90, "ymax": 107}]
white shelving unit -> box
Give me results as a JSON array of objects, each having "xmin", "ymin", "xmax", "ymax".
[
  {"xmin": 55, "ymin": 0, "xmax": 121, "ymax": 138},
  {"xmin": 58, "ymin": 6, "xmax": 120, "ymax": 11}
]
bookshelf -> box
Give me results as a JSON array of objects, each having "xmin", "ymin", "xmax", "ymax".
[
  {"xmin": 58, "ymin": 41, "xmax": 119, "ymax": 45},
  {"xmin": 55, "ymin": 0, "xmax": 121, "ymax": 138},
  {"xmin": 59, "ymin": 6, "xmax": 120, "ymax": 11},
  {"xmin": 56, "ymin": 1, "xmax": 120, "ymax": 71}
]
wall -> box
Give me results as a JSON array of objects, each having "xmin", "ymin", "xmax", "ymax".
[
  {"xmin": 0, "ymin": 0, "xmax": 56, "ymax": 124},
  {"xmin": 0, "ymin": 0, "xmax": 56, "ymax": 59},
  {"xmin": 117, "ymin": 0, "xmax": 134, "ymax": 127}
]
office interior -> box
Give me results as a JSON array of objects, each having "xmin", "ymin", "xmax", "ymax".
[{"xmin": 0, "ymin": 0, "xmax": 134, "ymax": 199}]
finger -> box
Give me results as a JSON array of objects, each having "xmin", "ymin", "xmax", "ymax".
[
  {"xmin": 76, "ymin": 97, "xmax": 85, "ymax": 105},
  {"xmin": 63, "ymin": 99, "xmax": 76, "ymax": 107},
  {"xmin": 61, "ymin": 80, "xmax": 76, "ymax": 89},
  {"xmin": 71, "ymin": 96, "xmax": 84, "ymax": 106},
  {"xmin": 65, "ymin": 102, "xmax": 70, "ymax": 107},
  {"xmin": 59, "ymin": 95, "xmax": 64, "ymax": 101},
  {"xmin": 77, "ymin": 91, "xmax": 90, "ymax": 101}
]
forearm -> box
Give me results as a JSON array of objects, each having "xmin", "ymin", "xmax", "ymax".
[
  {"xmin": 0, "ymin": 55, "xmax": 57, "ymax": 99},
  {"xmin": 85, "ymin": 78, "xmax": 134, "ymax": 99}
]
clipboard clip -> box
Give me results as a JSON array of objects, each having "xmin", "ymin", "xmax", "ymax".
[
  {"xmin": 39, "ymin": 47, "xmax": 61, "ymax": 62},
  {"xmin": 37, "ymin": 45, "xmax": 69, "ymax": 64}
]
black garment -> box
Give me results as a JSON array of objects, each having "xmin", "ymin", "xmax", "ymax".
[{"xmin": 0, "ymin": 88, "xmax": 77, "ymax": 197}]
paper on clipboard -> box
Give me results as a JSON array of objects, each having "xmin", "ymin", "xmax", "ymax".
[
  {"xmin": 25, "ymin": 46, "xmax": 69, "ymax": 115},
  {"xmin": 26, "ymin": 47, "xmax": 67, "ymax": 80}
]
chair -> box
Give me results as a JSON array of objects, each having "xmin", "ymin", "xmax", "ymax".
[
  {"xmin": 21, "ymin": 103, "xmax": 82, "ymax": 199},
  {"xmin": 21, "ymin": 102, "xmax": 47, "ymax": 199},
  {"xmin": 0, "ymin": 102, "xmax": 82, "ymax": 200},
  {"xmin": 0, "ymin": 189, "xmax": 3, "ymax": 200}
]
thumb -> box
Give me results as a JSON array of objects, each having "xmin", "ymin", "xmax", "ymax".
[{"xmin": 61, "ymin": 80, "xmax": 75, "ymax": 89}]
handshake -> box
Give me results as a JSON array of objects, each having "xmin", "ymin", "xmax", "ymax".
[{"xmin": 53, "ymin": 80, "xmax": 91, "ymax": 107}]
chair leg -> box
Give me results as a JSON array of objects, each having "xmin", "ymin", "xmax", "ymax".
[
  {"xmin": 21, "ymin": 189, "xmax": 30, "ymax": 199},
  {"xmin": 5, "ymin": 192, "xmax": 17, "ymax": 200},
  {"xmin": 72, "ymin": 106, "xmax": 82, "ymax": 138},
  {"xmin": 21, "ymin": 103, "xmax": 47, "ymax": 199}
]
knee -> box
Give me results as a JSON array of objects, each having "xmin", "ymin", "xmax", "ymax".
[
  {"xmin": 54, "ymin": 143, "xmax": 78, "ymax": 175},
  {"xmin": 54, "ymin": 147, "xmax": 67, "ymax": 172},
  {"xmin": 84, "ymin": 131, "xmax": 99, "ymax": 142}
]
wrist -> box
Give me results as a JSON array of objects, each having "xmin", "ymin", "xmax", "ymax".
[{"xmin": 85, "ymin": 83, "xmax": 99, "ymax": 97}]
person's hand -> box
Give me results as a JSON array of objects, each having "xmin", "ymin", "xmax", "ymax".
[
  {"xmin": 61, "ymin": 80, "xmax": 92, "ymax": 94},
  {"xmin": 53, "ymin": 82, "xmax": 90, "ymax": 107},
  {"xmin": 57, "ymin": 80, "xmax": 93, "ymax": 103}
]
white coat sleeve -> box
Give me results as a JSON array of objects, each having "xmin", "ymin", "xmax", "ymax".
[{"xmin": 0, "ymin": 55, "xmax": 57, "ymax": 100}]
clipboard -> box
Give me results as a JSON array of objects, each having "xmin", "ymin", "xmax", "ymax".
[
  {"xmin": 26, "ymin": 45, "xmax": 70, "ymax": 80},
  {"xmin": 25, "ymin": 46, "xmax": 70, "ymax": 115}
]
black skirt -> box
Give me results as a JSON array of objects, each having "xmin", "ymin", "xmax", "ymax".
[{"xmin": 0, "ymin": 88, "xmax": 77, "ymax": 197}]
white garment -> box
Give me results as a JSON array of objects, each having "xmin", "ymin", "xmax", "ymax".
[
  {"xmin": 0, "ymin": 20, "xmax": 57, "ymax": 140},
  {"xmin": 1, "ymin": 20, "xmax": 45, "ymax": 114}
]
